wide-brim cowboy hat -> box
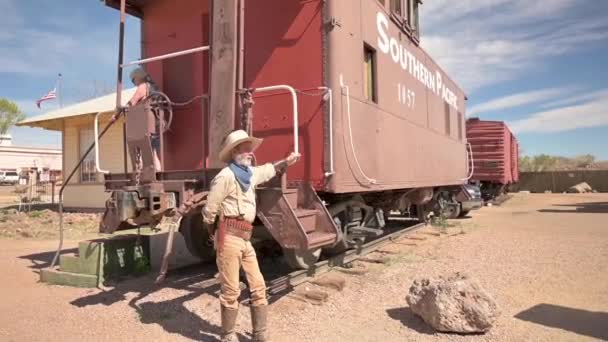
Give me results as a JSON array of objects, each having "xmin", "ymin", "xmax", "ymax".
[{"xmin": 219, "ymin": 129, "xmax": 263, "ymax": 163}]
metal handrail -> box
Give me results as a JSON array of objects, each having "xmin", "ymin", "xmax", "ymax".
[
  {"xmin": 339, "ymin": 74, "xmax": 377, "ymax": 185},
  {"xmin": 252, "ymin": 85, "xmax": 300, "ymax": 156},
  {"xmin": 50, "ymin": 110, "xmax": 123, "ymax": 268},
  {"xmin": 94, "ymin": 112, "xmax": 110, "ymax": 174},
  {"xmin": 318, "ymin": 87, "xmax": 335, "ymax": 177},
  {"xmin": 462, "ymin": 142, "xmax": 475, "ymax": 180},
  {"xmin": 121, "ymin": 45, "xmax": 210, "ymax": 67}
]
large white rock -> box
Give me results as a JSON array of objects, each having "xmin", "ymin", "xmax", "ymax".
[{"xmin": 406, "ymin": 272, "xmax": 500, "ymax": 333}]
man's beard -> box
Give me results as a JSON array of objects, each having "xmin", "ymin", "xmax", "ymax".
[{"xmin": 234, "ymin": 153, "xmax": 252, "ymax": 167}]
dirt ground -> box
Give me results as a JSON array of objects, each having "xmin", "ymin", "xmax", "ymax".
[
  {"xmin": 0, "ymin": 193, "xmax": 607, "ymax": 341},
  {"xmin": 0, "ymin": 185, "xmax": 18, "ymax": 205},
  {"xmin": 0, "ymin": 208, "xmax": 100, "ymax": 239}
]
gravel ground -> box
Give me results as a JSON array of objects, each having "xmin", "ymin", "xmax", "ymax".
[{"xmin": 0, "ymin": 193, "xmax": 607, "ymax": 341}]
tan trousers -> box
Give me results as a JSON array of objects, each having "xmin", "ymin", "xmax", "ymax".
[{"xmin": 216, "ymin": 234, "xmax": 268, "ymax": 309}]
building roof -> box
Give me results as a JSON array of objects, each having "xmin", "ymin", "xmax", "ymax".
[{"xmin": 17, "ymin": 88, "xmax": 136, "ymax": 131}]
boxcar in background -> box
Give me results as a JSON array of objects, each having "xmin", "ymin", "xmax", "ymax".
[{"xmin": 466, "ymin": 118, "xmax": 519, "ymax": 200}]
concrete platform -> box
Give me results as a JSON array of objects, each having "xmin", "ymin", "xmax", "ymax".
[{"xmin": 40, "ymin": 227, "xmax": 201, "ymax": 288}]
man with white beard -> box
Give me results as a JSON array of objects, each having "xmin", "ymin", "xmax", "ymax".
[{"xmin": 202, "ymin": 129, "xmax": 299, "ymax": 342}]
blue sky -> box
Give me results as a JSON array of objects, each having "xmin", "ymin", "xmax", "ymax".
[
  {"xmin": 421, "ymin": 0, "xmax": 608, "ymax": 159},
  {"xmin": 0, "ymin": 0, "xmax": 140, "ymax": 147},
  {"xmin": 2, "ymin": 0, "xmax": 608, "ymax": 159}
]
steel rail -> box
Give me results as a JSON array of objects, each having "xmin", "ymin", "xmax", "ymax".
[{"xmin": 267, "ymin": 221, "xmax": 427, "ymax": 295}]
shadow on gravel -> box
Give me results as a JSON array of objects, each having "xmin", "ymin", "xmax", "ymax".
[
  {"xmin": 386, "ymin": 307, "xmax": 435, "ymax": 335},
  {"xmin": 538, "ymin": 202, "xmax": 608, "ymax": 214},
  {"xmin": 18, "ymin": 248, "xmax": 78, "ymax": 272},
  {"xmin": 70, "ymin": 265, "xmax": 234, "ymax": 341},
  {"xmin": 515, "ymin": 304, "xmax": 608, "ymax": 340}
]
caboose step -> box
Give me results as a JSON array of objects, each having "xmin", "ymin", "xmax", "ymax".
[
  {"xmin": 350, "ymin": 226, "xmax": 383, "ymax": 237},
  {"xmin": 308, "ymin": 232, "xmax": 336, "ymax": 249},
  {"xmin": 284, "ymin": 188, "xmax": 299, "ymax": 208},
  {"xmin": 294, "ymin": 208, "xmax": 318, "ymax": 233}
]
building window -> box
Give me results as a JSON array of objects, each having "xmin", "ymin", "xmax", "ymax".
[
  {"xmin": 79, "ymin": 127, "xmax": 97, "ymax": 183},
  {"xmin": 408, "ymin": 0, "xmax": 421, "ymax": 37},
  {"xmin": 364, "ymin": 45, "xmax": 378, "ymax": 103}
]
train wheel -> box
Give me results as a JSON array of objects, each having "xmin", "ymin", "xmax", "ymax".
[
  {"xmin": 444, "ymin": 202, "xmax": 461, "ymax": 219},
  {"xmin": 323, "ymin": 199, "xmax": 374, "ymax": 255},
  {"xmin": 179, "ymin": 214, "xmax": 216, "ymax": 263},
  {"xmin": 282, "ymin": 248, "xmax": 322, "ymax": 270},
  {"xmin": 433, "ymin": 191, "xmax": 461, "ymax": 219},
  {"xmin": 458, "ymin": 210, "xmax": 470, "ymax": 218}
]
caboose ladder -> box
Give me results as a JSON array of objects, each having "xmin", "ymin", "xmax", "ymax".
[{"xmin": 257, "ymin": 174, "xmax": 339, "ymax": 264}]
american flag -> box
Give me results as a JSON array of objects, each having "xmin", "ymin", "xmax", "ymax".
[{"xmin": 36, "ymin": 88, "xmax": 57, "ymax": 108}]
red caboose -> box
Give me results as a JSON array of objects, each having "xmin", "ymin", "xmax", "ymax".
[{"xmin": 98, "ymin": 0, "xmax": 470, "ymax": 269}]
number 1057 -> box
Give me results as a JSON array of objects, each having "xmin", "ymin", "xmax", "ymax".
[{"xmin": 398, "ymin": 83, "xmax": 415, "ymax": 108}]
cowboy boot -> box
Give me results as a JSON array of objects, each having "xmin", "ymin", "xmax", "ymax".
[
  {"xmin": 221, "ymin": 306, "xmax": 239, "ymax": 342},
  {"xmin": 251, "ymin": 305, "xmax": 269, "ymax": 341}
]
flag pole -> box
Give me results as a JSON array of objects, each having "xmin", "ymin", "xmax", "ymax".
[{"xmin": 57, "ymin": 73, "xmax": 63, "ymax": 108}]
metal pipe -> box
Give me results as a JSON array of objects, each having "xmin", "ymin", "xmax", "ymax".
[
  {"xmin": 94, "ymin": 112, "xmax": 110, "ymax": 174},
  {"xmin": 252, "ymin": 85, "xmax": 300, "ymax": 155},
  {"xmin": 463, "ymin": 142, "xmax": 475, "ymax": 181},
  {"xmin": 237, "ymin": 0, "xmax": 245, "ymax": 91},
  {"xmin": 121, "ymin": 46, "xmax": 210, "ymax": 67},
  {"xmin": 319, "ymin": 87, "xmax": 334, "ymax": 177},
  {"xmin": 115, "ymin": 0, "xmax": 126, "ymax": 109},
  {"xmin": 339, "ymin": 75, "xmax": 376, "ymax": 185},
  {"xmin": 50, "ymin": 112, "xmax": 123, "ymax": 268}
]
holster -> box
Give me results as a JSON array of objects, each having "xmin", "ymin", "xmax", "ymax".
[{"xmin": 216, "ymin": 215, "xmax": 253, "ymax": 253}]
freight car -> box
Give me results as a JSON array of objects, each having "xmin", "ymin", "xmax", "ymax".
[
  {"xmin": 70, "ymin": 0, "xmax": 471, "ymax": 271},
  {"xmin": 466, "ymin": 118, "xmax": 519, "ymax": 201}
]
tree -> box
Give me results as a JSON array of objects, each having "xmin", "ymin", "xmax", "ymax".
[{"xmin": 0, "ymin": 98, "xmax": 26, "ymax": 135}]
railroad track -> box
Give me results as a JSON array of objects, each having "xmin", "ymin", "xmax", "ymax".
[{"xmin": 266, "ymin": 220, "xmax": 427, "ymax": 296}]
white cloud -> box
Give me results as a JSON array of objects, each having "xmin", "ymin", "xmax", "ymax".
[
  {"xmin": 509, "ymin": 94, "xmax": 608, "ymax": 133},
  {"xmin": 468, "ymin": 87, "xmax": 573, "ymax": 116},
  {"xmin": 420, "ymin": 0, "xmax": 608, "ymax": 91},
  {"xmin": 0, "ymin": 1, "xmax": 139, "ymax": 77},
  {"xmin": 541, "ymin": 89, "xmax": 608, "ymax": 109}
]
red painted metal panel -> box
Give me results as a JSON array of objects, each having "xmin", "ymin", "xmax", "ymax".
[
  {"xmin": 466, "ymin": 118, "xmax": 519, "ymax": 185},
  {"xmin": 142, "ymin": 0, "xmax": 210, "ymax": 171},
  {"xmin": 244, "ymin": 0, "xmax": 326, "ymax": 188}
]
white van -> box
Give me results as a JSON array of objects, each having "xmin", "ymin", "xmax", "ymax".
[{"xmin": 0, "ymin": 171, "xmax": 19, "ymax": 185}]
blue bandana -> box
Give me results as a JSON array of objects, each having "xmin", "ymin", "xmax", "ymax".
[{"xmin": 229, "ymin": 162, "xmax": 253, "ymax": 192}]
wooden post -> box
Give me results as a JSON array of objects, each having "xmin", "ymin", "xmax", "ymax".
[{"xmin": 208, "ymin": 0, "xmax": 239, "ymax": 168}]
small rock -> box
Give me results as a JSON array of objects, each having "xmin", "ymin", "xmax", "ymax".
[
  {"xmin": 406, "ymin": 272, "xmax": 500, "ymax": 333},
  {"xmin": 567, "ymin": 182, "xmax": 593, "ymax": 193}
]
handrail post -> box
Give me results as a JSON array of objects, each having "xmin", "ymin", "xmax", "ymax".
[
  {"xmin": 94, "ymin": 112, "xmax": 110, "ymax": 174},
  {"xmin": 252, "ymin": 85, "xmax": 300, "ymax": 156}
]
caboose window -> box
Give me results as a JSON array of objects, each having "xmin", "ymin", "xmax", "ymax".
[
  {"xmin": 364, "ymin": 45, "xmax": 378, "ymax": 103},
  {"xmin": 408, "ymin": 0, "xmax": 421, "ymax": 38},
  {"xmin": 390, "ymin": 0, "xmax": 404, "ymax": 19},
  {"xmin": 458, "ymin": 111, "xmax": 463, "ymax": 141}
]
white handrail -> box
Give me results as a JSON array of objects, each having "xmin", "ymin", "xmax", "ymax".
[
  {"xmin": 462, "ymin": 142, "xmax": 474, "ymax": 180},
  {"xmin": 94, "ymin": 112, "xmax": 110, "ymax": 174},
  {"xmin": 252, "ymin": 85, "xmax": 300, "ymax": 156},
  {"xmin": 319, "ymin": 86, "xmax": 335, "ymax": 177},
  {"xmin": 121, "ymin": 45, "xmax": 210, "ymax": 67},
  {"xmin": 339, "ymin": 75, "xmax": 377, "ymax": 185}
]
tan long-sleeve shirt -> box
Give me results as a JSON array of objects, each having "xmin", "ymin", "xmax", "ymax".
[{"xmin": 202, "ymin": 163, "xmax": 276, "ymax": 224}]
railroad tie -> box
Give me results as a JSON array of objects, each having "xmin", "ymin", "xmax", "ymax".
[{"xmin": 311, "ymin": 274, "xmax": 346, "ymax": 291}]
